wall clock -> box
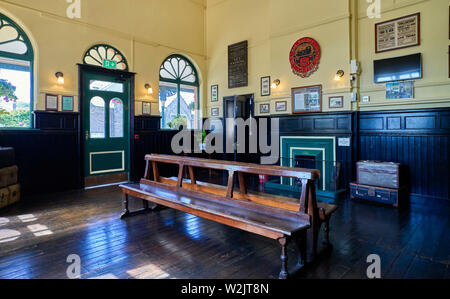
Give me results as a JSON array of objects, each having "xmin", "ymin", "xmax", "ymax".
[{"xmin": 289, "ymin": 37, "xmax": 321, "ymax": 78}]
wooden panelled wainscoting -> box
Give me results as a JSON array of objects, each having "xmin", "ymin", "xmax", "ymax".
[
  {"xmin": 1, "ymin": 108, "xmax": 449, "ymax": 206},
  {"xmin": 358, "ymin": 108, "xmax": 450, "ymax": 204}
]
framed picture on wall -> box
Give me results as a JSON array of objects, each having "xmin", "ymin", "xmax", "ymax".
[
  {"xmin": 275, "ymin": 101, "xmax": 287, "ymax": 112},
  {"xmin": 45, "ymin": 94, "xmax": 58, "ymax": 111},
  {"xmin": 62, "ymin": 96, "xmax": 74, "ymax": 112},
  {"xmin": 211, "ymin": 107, "xmax": 219, "ymax": 117},
  {"xmin": 142, "ymin": 102, "xmax": 151, "ymax": 116},
  {"xmin": 211, "ymin": 85, "xmax": 218, "ymax": 102},
  {"xmin": 259, "ymin": 103, "xmax": 270, "ymax": 114},
  {"xmin": 375, "ymin": 13, "xmax": 420, "ymax": 53},
  {"xmin": 386, "ymin": 81, "xmax": 414, "ymax": 100},
  {"xmin": 291, "ymin": 85, "xmax": 322, "ymax": 114},
  {"xmin": 261, "ymin": 76, "xmax": 271, "ymax": 96},
  {"xmin": 329, "ymin": 96, "xmax": 344, "ymax": 108}
]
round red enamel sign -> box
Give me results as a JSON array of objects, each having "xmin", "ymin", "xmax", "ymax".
[{"xmin": 289, "ymin": 37, "xmax": 321, "ymax": 78}]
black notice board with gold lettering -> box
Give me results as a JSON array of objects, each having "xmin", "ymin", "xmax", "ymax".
[{"xmin": 228, "ymin": 41, "xmax": 248, "ymax": 88}]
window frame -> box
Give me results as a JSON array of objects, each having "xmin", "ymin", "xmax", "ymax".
[
  {"xmin": 83, "ymin": 44, "xmax": 129, "ymax": 72},
  {"xmin": 0, "ymin": 13, "xmax": 34, "ymax": 129},
  {"xmin": 159, "ymin": 54, "xmax": 200, "ymax": 130}
]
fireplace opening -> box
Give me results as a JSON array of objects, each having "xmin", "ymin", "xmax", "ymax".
[{"xmin": 295, "ymin": 155, "xmax": 316, "ymax": 170}]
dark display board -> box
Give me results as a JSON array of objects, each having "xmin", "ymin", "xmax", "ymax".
[{"xmin": 228, "ymin": 41, "xmax": 248, "ymax": 88}]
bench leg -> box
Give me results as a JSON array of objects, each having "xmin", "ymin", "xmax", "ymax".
[
  {"xmin": 278, "ymin": 237, "xmax": 289, "ymax": 280},
  {"xmin": 295, "ymin": 231, "xmax": 307, "ymax": 267},
  {"xmin": 120, "ymin": 193, "xmax": 130, "ymax": 219},
  {"xmin": 323, "ymin": 217, "xmax": 331, "ymax": 246},
  {"xmin": 308, "ymin": 223, "xmax": 321, "ymax": 263},
  {"xmin": 120, "ymin": 194, "xmax": 154, "ymax": 219}
]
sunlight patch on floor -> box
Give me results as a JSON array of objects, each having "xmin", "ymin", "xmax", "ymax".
[
  {"xmin": 27, "ymin": 224, "xmax": 53, "ymax": 237},
  {"xmin": 126, "ymin": 263, "xmax": 173, "ymax": 279},
  {"xmin": 88, "ymin": 273, "xmax": 119, "ymax": 279},
  {"xmin": 0, "ymin": 218, "xmax": 9, "ymax": 226},
  {"xmin": 0, "ymin": 229, "xmax": 21, "ymax": 243},
  {"xmin": 18, "ymin": 214, "xmax": 38, "ymax": 222}
]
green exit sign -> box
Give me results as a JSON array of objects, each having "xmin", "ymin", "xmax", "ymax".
[{"xmin": 103, "ymin": 59, "xmax": 117, "ymax": 69}]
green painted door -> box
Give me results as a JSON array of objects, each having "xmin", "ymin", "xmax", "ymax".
[{"xmin": 83, "ymin": 70, "xmax": 130, "ymax": 180}]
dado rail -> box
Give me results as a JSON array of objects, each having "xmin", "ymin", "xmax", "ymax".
[{"xmin": 120, "ymin": 154, "xmax": 336, "ymax": 279}]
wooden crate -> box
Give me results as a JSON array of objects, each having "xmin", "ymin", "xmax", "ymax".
[
  {"xmin": 357, "ymin": 161, "xmax": 401, "ymax": 189},
  {"xmin": 8, "ymin": 184, "xmax": 20, "ymax": 205},
  {"xmin": 0, "ymin": 187, "xmax": 9, "ymax": 209},
  {"xmin": 0, "ymin": 166, "xmax": 18, "ymax": 188}
]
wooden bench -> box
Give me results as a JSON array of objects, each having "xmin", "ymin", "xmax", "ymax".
[{"xmin": 120, "ymin": 154, "xmax": 331, "ymax": 279}]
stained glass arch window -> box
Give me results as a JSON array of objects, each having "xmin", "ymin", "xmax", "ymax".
[
  {"xmin": 159, "ymin": 55, "xmax": 200, "ymax": 130},
  {"xmin": 0, "ymin": 14, "xmax": 33, "ymax": 59},
  {"xmin": 83, "ymin": 44, "xmax": 129, "ymax": 71},
  {"xmin": 159, "ymin": 55, "xmax": 198, "ymax": 85},
  {"xmin": 0, "ymin": 13, "xmax": 34, "ymax": 128}
]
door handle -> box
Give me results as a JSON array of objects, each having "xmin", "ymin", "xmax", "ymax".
[{"xmin": 85, "ymin": 131, "xmax": 89, "ymax": 141}]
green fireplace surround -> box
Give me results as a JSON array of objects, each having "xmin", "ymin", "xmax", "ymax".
[{"xmin": 265, "ymin": 136, "xmax": 345, "ymax": 204}]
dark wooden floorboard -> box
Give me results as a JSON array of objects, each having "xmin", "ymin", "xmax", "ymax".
[{"xmin": 0, "ymin": 185, "xmax": 449, "ymax": 279}]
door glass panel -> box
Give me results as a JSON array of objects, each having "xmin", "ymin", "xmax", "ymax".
[
  {"xmin": 110, "ymin": 98, "xmax": 124, "ymax": 138},
  {"xmin": 90, "ymin": 96, "xmax": 105, "ymax": 138},
  {"xmin": 90, "ymin": 80, "xmax": 124, "ymax": 93}
]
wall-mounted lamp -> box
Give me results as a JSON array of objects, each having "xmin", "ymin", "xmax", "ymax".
[
  {"xmin": 271, "ymin": 79, "xmax": 280, "ymax": 89},
  {"xmin": 334, "ymin": 70, "xmax": 345, "ymax": 81},
  {"xmin": 55, "ymin": 72, "xmax": 64, "ymax": 85},
  {"xmin": 145, "ymin": 83, "xmax": 153, "ymax": 95}
]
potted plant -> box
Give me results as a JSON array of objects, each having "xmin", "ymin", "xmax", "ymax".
[
  {"xmin": 195, "ymin": 129, "xmax": 208, "ymax": 151},
  {"xmin": 167, "ymin": 115, "xmax": 188, "ymax": 130}
]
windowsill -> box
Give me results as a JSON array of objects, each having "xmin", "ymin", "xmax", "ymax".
[{"xmin": 0, "ymin": 127, "xmax": 37, "ymax": 131}]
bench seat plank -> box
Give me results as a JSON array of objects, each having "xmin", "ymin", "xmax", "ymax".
[{"xmin": 120, "ymin": 183, "xmax": 310, "ymax": 239}]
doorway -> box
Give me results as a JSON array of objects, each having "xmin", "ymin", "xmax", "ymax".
[
  {"xmin": 223, "ymin": 94, "xmax": 255, "ymax": 163},
  {"xmin": 79, "ymin": 65, "xmax": 135, "ymax": 188}
]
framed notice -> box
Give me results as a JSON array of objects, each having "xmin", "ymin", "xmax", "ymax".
[
  {"xmin": 275, "ymin": 101, "xmax": 287, "ymax": 112},
  {"xmin": 45, "ymin": 94, "xmax": 58, "ymax": 111},
  {"xmin": 386, "ymin": 81, "xmax": 414, "ymax": 100},
  {"xmin": 261, "ymin": 76, "xmax": 271, "ymax": 96},
  {"xmin": 375, "ymin": 13, "xmax": 420, "ymax": 53},
  {"xmin": 259, "ymin": 104, "xmax": 270, "ymax": 114},
  {"xmin": 228, "ymin": 41, "xmax": 248, "ymax": 88},
  {"xmin": 329, "ymin": 96, "xmax": 344, "ymax": 109},
  {"xmin": 211, "ymin": 85, "xmax": 218, "ymax": 102},
  {"xmin": 211, "ymin": 107, "xmax": 219, "ymax": 117},
  {"xmin": 291, "ymin": 85, "xmax": 322, "ymax": 114},
  {"xmin": 142, "ymin": 102, "xmax": 151, "ymax": 116},
  {"xmin": 62, "ymin": 96, "xmax": 74, "ymax": 112}
]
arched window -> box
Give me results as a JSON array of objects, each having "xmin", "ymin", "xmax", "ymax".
[
  {"xmin": 0, "ymin": 14, "xmax": 34, "ymax": 128},
  {"xmin": 83, "ymin": 44, "xmax": 128, "ymax": 71},
  {"xmin": 159, "ymin": 55, "xmax": 199, "ymax": 130}
]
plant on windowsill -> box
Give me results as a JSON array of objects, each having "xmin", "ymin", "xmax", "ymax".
[
  {"xmin": 195, "ymin": 130, "xmax": 209, "ymax": 151},
  {"xmin": 167, "ymin": 115, "xmax": 187, "ymax": 130}
]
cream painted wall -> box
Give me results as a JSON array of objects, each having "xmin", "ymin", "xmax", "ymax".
[
  {"xmin": 0, "ymin": 0, "xmax": 207, "ymax": 115},
  {"xmin": 358, "ymin": 0, "xmax": 450, "ymax": 111},
  {"xmin": 206, "ymin": 0, "xmax": 352, "ymax": 117},
  {"xmin": 1, "ymin": 0, "xmax": 449, "ymax": 120},
  {"xmin": 206, "ymin": 0, "xmax": 450, "ymax": 116}
]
